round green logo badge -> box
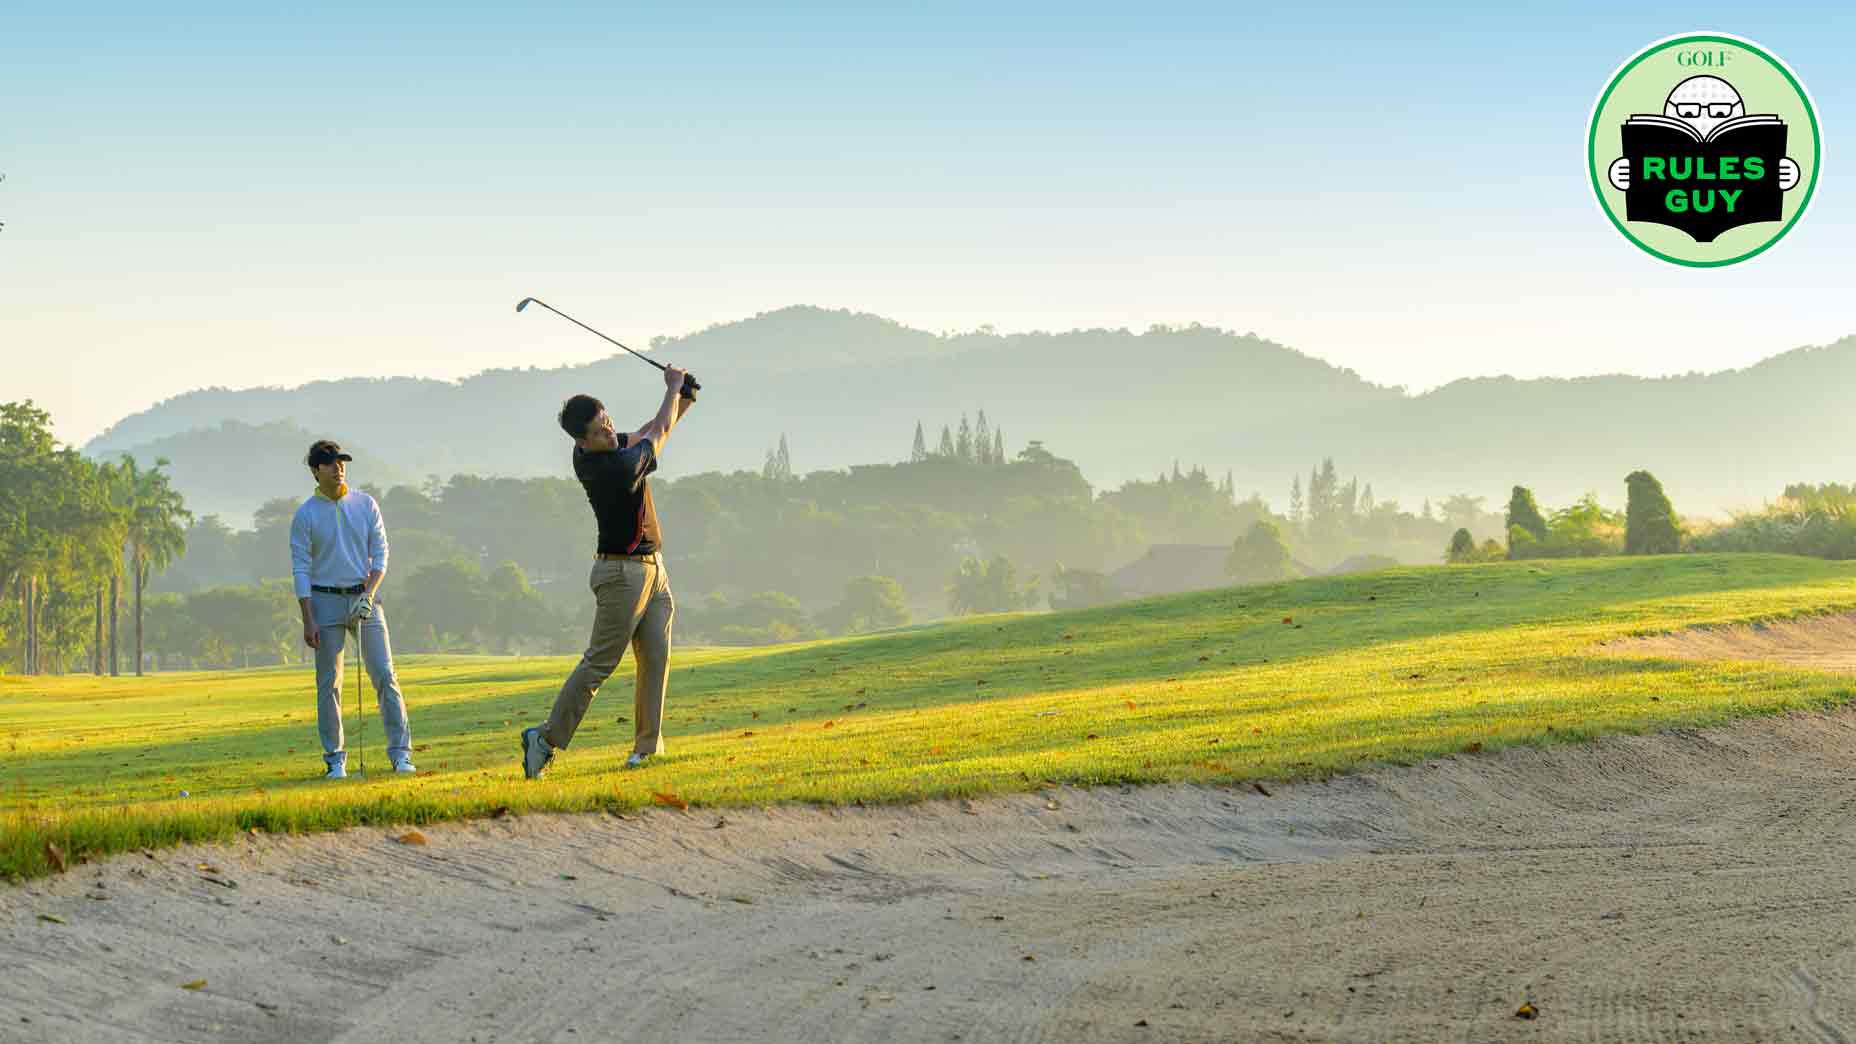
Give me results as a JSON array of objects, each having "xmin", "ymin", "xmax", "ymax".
[{"xmin": 1588, "ymin": 33, "xmax": 1821, "ymax": 266}]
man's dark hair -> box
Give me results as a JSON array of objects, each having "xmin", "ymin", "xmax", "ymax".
[
  {"xmin": 559, "ymin": 395, "xmax": 604, "ymax": 439},
  {"xmin": 305, "ymin": 439, "xmax": 351, "ymax": 472}
]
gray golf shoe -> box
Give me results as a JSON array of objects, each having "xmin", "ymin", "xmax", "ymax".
[{"xmin": 521, "ymin": 726, "xmax": 554, "ymax": 779}]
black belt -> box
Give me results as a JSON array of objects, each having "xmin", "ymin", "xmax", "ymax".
[{"xmin": 312, "ymin": 584, "xmax": 366, "ymax": 595}]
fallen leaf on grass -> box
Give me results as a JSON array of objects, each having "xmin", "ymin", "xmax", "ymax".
[
  {"xmin": 395, "ymin": 830, "xmax": 428, "ymax": 846},
  {"xmin": 44, "ymin": 842, "xmax": 67, "ymax": 873},
  {"xmin": 1465, "ymin": 743, "xmax": 1483, "ymax": 754},
  {"xmin": 1124, "ymin": 700, "xmax": 1137, "ymax": 711},
  {"xmin": 740, "ymin": 731, "xmax": 755, "ymax": 737},
  {"xmin": 1281, "ymin": 616, "xmax": 1293, "ymax": 625},
  {"xmin": 1085, "ymin": 733, "xmax": 1099, "ymax": 740},
  {"xmin": 1252, "ymin": 782, "xmax": 1272, "ymax": 797},
  {"xmin": 1515, "ymin": 1002, "xmax": 1538, "ymax": 1020},
  {"xmin": 37, "ymin": 913, "xmax": 65, "ymax": 925},
  {"xmin": 652, "ymin": 791, "xmax": 690, "ymax": 811},
  {"xmin": 821, "ymin": 720, "xmax": 835, "ymax": 729},
  {"xmin": 180, "ymin": 979, "xmax": 207, "ymax": 991},
  {"xmin": 491, "ymin": 806, "xmax": 511, "ymax": 819},
  {"xmin": 751, "ymin": 711, "xmax": 760, "ymax": 719},
  {"xmin": 929, "ymin": 746, "xmax": 945, "ymax": 755}
]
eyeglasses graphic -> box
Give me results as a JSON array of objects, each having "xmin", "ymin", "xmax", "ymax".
[{"xmin": 1674, "ymin": 103, "xmax": 1737, "ymax": 119}]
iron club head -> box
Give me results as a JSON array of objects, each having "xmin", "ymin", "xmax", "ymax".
[{"xmin": 516, "ymin": 297, "xmax": 537, "ymax": 313}]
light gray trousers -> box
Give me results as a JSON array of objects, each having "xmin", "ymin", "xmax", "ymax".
[{"xmin": 312, "ymin": 591, "xmax": 411, "ymax": 767}]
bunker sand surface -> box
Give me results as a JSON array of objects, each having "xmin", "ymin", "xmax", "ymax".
[
  {"xmin": 1601, "ymin": 609, "xmax": 1856, "ymax": 672},
  {"xmin": 7, "ymin": 709, "xmax": 1856, "ymax": 1042}
]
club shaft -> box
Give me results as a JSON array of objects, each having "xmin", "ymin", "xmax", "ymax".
[{"xmin": 526, "ymin": 300, "xmax": 666, "ymax": 372}]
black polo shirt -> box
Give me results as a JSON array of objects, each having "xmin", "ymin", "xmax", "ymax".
[{"xmin": 573, "ymin": 436, "xmax": 661, "ymax": 555}]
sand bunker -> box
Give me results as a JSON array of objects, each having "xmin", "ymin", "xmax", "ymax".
[
  {"xmin": 9, "ymin": 710, "xmax": 1856, "ymax": 1041},
  {"xmin": 1599, "ymin": 610, "xmax": 1856, "ymax": 672}
]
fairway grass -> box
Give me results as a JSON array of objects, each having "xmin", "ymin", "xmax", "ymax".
[{"xmin": 5, "ymin": 553, "xmax": 1856, "ymax": 881}]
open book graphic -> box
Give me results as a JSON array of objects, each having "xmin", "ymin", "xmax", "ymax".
[
  {"xmin": 1619, "ymin": 116, "xmax": 1786, "ymax": 242},
  {"xmin": 1623, "ymin": 113, "xmax": 1782, "ymax": 142}
]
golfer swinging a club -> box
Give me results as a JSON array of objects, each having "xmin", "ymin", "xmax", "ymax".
[
  {"xmin": 291, "ymin": 440, "xmax": 414, "ymax": 779},
  {"xmin": 523, "ymin": 363, "xmax": 695, "ymax": 778}
]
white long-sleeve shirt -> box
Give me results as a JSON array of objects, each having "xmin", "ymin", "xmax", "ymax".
[{"xmin": 289, "ymin": 489, "xmax": 389, "ymax": 599}]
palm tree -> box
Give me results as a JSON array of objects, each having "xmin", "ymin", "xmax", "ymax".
[
  {"xmin": 56, "ymin": 456, "xmax": 128, "ymax": 676},
  {"xmin": 116, "ymin": 455, "xmax": 191, "ymax": 675}
]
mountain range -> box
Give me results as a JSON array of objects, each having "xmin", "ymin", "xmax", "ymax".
[{"xmin": 82, "ymin": 306, "xmax": 1855, "ymax": 525}]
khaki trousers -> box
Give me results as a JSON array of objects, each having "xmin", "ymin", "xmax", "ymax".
[{"xmin": 545, "ymin": 554, "xmax": 674, "ymax": 754}]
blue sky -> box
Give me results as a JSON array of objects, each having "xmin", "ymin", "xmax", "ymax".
[{"xmin": 3, "ymin": 2, "xmax": 1853, "ymax": 444}]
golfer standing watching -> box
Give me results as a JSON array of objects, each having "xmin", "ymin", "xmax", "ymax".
[
  {"xmin": 523, "ymin": 364, "xmax": 694, "ymax": 778},
  {"xmin": 291, "ymin": 439, "xmax": 414, "ymax": 779}
]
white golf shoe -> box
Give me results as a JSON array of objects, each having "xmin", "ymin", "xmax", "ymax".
[{"xmin": 323, "ymin": 763, "xmax": 347, "ymax": 780}]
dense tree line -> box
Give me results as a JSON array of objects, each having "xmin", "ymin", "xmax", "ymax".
[
  {"xmin": 141, "ymin": 438, "xmax": 1519, "ymax": 650},
  {"xmin": 1, "ymin": 402, "xmax": 191, "ymax": 674},
  {"xmin": 1451, "ymin": 471, "xmax": 1688, "ymax": 564},
  {"xmin": 17, "ymin": 392, "xmax": 1702, "ymax": 668}
]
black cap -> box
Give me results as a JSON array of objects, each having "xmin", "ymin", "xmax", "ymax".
[{"xmin": 306, "ymin": 440, "xmax": 353, "ymax": 468}]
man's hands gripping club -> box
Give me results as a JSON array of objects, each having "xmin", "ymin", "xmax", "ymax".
[{"xmin": 298, "ymin": 574, "xmax": 383, "ymax": 649}]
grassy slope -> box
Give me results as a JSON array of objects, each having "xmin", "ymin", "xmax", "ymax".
[{"xmin": 5, "ymin": 554, "xmax": 1855, "ymax": 880}]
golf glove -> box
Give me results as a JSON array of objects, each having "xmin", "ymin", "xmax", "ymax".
[{"xmin": 347, "ymin": 596, "xmax": 374, "ymax": 626}]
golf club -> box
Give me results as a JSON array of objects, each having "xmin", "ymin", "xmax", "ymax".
[
  {"xmin": 516, "ymin": 298, "xmax": 700, "ymax": 395},
  {"xmin": 353, "ymin": 618, "xmax": 364, "ymax": 777}
]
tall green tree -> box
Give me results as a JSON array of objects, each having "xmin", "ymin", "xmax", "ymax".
[
  {"xmin": 1447, "ymin": 527, "xmax": 1476, "ymax": 563},
  {"xmin": 1624, "ymin": 470, "xmax": 1683, "ymax": 555},
  {"xmin": 948, "ymin": 555, "xmax": 1036, "ymax": 615},
  {"xmin": 116, "ymin": 455, "xmax": 192, "ymax": 675},
  {"xmin": 818, "ymin": 575, "xmax": 910, "ymax": 634},
  {"xmin": 1227, "ymin": 520, "xmax": 1296, "ymax": 584},
  {"xmin": 1047, "ymin": 564, "xmax": 1121, "ymax": 611},
  {"xmin": 1505, "ymin": 485, "xmax": 1549, "ymax": 555},
  {"xmin": 486, "ymin": 560, "xmax": 555, "ymax": 653}
]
